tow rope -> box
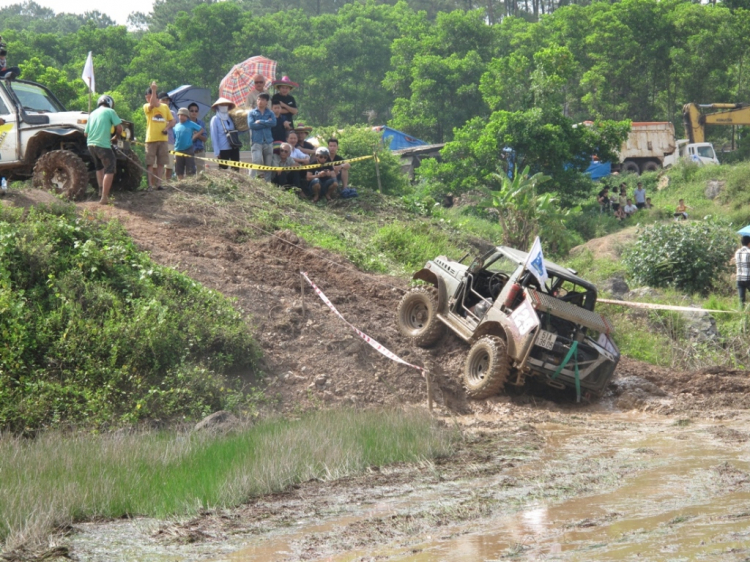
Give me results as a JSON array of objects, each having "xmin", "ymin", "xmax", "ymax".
[{"xmin": 550, "ymin": 340, "xmax": 581, "ymax": 403}]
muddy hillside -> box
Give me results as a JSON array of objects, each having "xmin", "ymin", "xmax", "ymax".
[{"xmin": 6, "ymin": 176, "xmax": 749, "ymax": 416}]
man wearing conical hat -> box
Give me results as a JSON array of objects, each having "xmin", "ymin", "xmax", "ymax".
[{"xmin": 271, "ymin": 75, "xmax": 299, "ymax": 131}]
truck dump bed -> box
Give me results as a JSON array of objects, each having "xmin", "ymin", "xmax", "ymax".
[{"xmin": 620, "ymin": 122, "xmax": 676, "ymax": 160}]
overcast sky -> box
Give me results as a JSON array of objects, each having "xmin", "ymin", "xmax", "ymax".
[{"xmin": 0, "ymin": 0, "xmax": 155, "ymax": 25}]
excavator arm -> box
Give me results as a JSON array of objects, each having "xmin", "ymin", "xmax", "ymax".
[{"xmin": 683, "ymin": 102, "xmax": 750, "ymax": 143}]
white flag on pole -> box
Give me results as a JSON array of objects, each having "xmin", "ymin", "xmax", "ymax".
[
  {"xmin": 524, "ymin": 236, "xmax": 548, "ymax": 287},
  {"xmin": 81, "ymin": 51, "xmax": 95, "ymax": 94}
]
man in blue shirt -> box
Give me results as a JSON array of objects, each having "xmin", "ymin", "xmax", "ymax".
[
  {"xmin": 187, "ymin": 103, "xmax": 208, "ymax": 173},
  {"xmin": 84, "ymin": 94, "xmax": 122, "ymax": 205},
  {"xmin": 173, "ymin": 107, "xmax": 204, "ymax": 179},
  {"xmin": 248, "ymin": 93, "xmax": 276, "ymax": 180}
]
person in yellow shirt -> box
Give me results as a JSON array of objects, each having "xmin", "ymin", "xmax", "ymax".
[
  {"xmin": 674, "ymin": 199, "xmax": 690, "ymax": 221},
  {"xmin": 143, "ymin": 81, "xmax": 175, "ymax": 190}
]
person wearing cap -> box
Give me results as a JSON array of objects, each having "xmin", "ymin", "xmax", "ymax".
[
  {"xmin": 271, "ymin": 75, "xmax": 299, "ymax": 131},
  {"xmin": 248, "ymin": 92, "xmax": 276, "ymax": 180},
  {"xmin": 188, "ymin": 103, "xmax": 208, "ymax": 173},
  {"xmin": 734, "ymin": 235, "xmax": 750, "ymax": 307},
  {"xmin": 143, "ymin": 81, "xmax": 175, "ymax": 190},
  {"xmin": 244, "ymin": 74, "xmax": 268, "ymax": 110},
  {"xmin": 271, "ymin": 142, "xmax": 301, "ymax": 189},
  {"xmin": 173, "ymin": 107, "xmax": 205, "ymax": 180},
  {"xmin": 210, "ymin": 97, "xmax": 241, "ymax": 170},
  {"xmin": 159, "ymin": 91, "xmax": 176, "ymax": 180},
  {"xmin": 294, "ymin": 123, "xmax": 315, "ymax": 156},
  {"xmin": 84, "ymin": 95, "xmax": 122, "ymax": 205},
  {"xmin": 305, "ymin": 146, "xmax": 338, "ymax": 202}
]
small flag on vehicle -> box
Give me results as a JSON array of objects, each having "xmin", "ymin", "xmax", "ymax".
[
  {"xmin": 81, "ymin": 52, "xmax": 95, "ymax": 94},
  {"xmin": 525, "ymin": 236, "xmax": 548, "ymax": 287}
]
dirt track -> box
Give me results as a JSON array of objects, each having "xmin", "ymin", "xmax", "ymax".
[{"xmin": 5, "ymin": 179, "xmax": 750, "ymax": 561}]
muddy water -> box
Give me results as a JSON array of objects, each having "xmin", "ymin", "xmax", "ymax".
[{"xmin": 69, "ymin": 412, "xmax": 750, "ymax": 561}]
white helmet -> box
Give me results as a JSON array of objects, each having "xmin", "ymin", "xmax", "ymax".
[
  {"xmin": 315, "ymin": 147, "xmax": 330, "ymax": 158},
  {"xmin": 97, "ymin": 95, "xmax": 115, "ymax": 109}
]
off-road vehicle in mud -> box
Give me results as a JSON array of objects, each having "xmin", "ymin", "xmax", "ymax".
[
  {"xmin": 0, "ymin": 79, "xmax": 140, "ymax": 199},
  {"xmin": 397, "ymin": 246, "xmax": 620, "ymax": 399}
]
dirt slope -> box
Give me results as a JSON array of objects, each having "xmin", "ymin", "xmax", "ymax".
[{"xmin": 4, "ymin": 177, "xmax": 748, "ymax": 416}]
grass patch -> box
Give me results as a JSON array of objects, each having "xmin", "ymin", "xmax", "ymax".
[{"xmin": 0, "ymin": 407, "xmax": 455, "ymax": 549}]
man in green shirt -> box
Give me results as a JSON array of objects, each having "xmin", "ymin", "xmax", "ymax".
[{"xmin": 84, "ymin": 95, "xmax": 122, "ymax": 205}]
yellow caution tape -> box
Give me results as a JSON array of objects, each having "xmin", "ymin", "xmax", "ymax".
[{"xmin": 169, "ymin": 150, "xmax": 374, "ymax": 172}]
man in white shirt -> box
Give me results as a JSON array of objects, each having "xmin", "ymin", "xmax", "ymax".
[
  {"xmin": 623, "ymin": 198, "xmax": 638, "ymax": 216},
  {"xmin": 634, "ymin": 182, "xmax": 646, "ymax": 210}
]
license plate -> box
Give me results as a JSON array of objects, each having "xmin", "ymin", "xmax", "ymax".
[
  {"xmin": 117, "ymin": 140, "xmax": 124, "ymax": 149},
  {"xmin": 536, "ymin": 330, "xmax": 557, "ymax": 350}
]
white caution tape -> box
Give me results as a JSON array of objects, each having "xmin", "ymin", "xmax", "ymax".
[
  {"xmin": 300, "ymin": 272, "xmax": 425, "ymax": 375},
  {"xmin": 598, "ymin": 298, "xmax": 743, "ymax": 314}
]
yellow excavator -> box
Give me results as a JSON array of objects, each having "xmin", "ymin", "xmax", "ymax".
[{"xmin": 683, "ymin": 102, "xmax": 750, "ymax": 144}]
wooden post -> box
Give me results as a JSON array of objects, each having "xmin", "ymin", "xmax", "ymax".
[
  {"xmin": 300, "ymin": 273, "xmax": 306, "ymax": 318},
  {"xmin": 373, "ymin": 151, "xmax": 382, "ymax": 193},
  {"xmin": 425, "ymin": 370, "xmax": 433, "ymax": 412}
]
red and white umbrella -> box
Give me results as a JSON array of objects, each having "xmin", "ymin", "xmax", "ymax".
[{"xmin": 219, "ymin": 56, "xmax": 277, "ymax": 108}]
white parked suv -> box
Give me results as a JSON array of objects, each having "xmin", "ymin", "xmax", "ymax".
[{"xmin": 0, "ymin": 78, "xmax": 140, "ymax": 198}]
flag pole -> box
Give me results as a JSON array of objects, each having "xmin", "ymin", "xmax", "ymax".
[{"xmin": 87, "ymin": 80, "xmax": 91, "ymax": 113}]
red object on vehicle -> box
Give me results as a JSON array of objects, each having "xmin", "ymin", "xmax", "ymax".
[{"xmin": 504, "ymin": 282, "xmax": 522, "ymax": 308}]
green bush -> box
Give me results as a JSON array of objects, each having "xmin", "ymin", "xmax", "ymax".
[
  {"xmin": 0, "ymin": 204, "xmax": 260, "ymax": 432},
  {"xmin": 315, "ymin": 125, "xmax": 410, "ymax": 195},
  {"xmin": 372, "ymin": 221, "xmax": 450, "ymax": 270},
  {"xmin": 622, "ymin": 219, "xmax": 736, "ymax": 295}
]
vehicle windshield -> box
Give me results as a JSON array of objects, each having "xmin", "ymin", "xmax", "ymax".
[
  {"xmin": 483, "ymin": 253, "xmax": 517, "ymax": 275},
  {"xmin": 696, "ymin": 145, "xmax": 716, "ymax": 159},
  {"xmin": 10, "ymin": 82, "xmax": 65, "ymax": 113}
]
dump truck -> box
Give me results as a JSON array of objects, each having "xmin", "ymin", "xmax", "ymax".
[{"xmin": 614, "ymin": 121, "xmax": 718, "ymax": 174}]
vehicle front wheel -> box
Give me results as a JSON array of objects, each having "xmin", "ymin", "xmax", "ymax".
[
  {"xmin": 32, "ymin": 150, "xmax": 89, "ymax": 200},
  {"xmin": 396, "ymin": 286, "xmax": 444, "ymax": 347},
  {"xmin": 113, "ymin": 150, "xmax": 143, "ymax": 191},
  {"xmin": 463, "ymin": 335, "xmax": 509, "ymax": 399}
]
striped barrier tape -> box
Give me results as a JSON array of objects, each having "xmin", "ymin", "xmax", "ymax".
[
  {"xmin": 133, "ymin": 140, "xmax": 375, "ymax": 171},
  {"xmin": 597, "ymin": 298, "xmax": 744, "ymax": 314},
  {"xmin": 300, "ymin": 271, "xmax": 425, "ymax": 375}
]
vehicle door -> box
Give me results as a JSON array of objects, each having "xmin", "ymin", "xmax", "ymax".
[{"xmin": 0, "ymin": 88, "xmax": 19, "ymax": 164}]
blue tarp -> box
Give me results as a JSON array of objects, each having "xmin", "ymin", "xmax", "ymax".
[
  {"xmin": 585, "ymin": 160, "xmax": 612, "ymax": 180},
  {"xmin": 373, "ymin": 126, "xmax": 428, "ymax": 150}
]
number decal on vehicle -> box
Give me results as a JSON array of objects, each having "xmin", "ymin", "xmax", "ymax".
[{"xmin": 510, "ymin": 300, "xmax": 538, "ymax": 336}]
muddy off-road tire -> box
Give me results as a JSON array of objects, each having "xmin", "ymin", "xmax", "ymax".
[
  {"xmin": 32, "ymin": 150, "xmax": 89, "ymax": 200},
  {"xmin": 396, "ymin": 286, "xmax": 444, "ymax": 347},
  {"xmin": 463, "ymin": 335, "xmax": 509, "ymax": 399},
  {"xmin": 113, "ymin": 151, "xmax": 143, "ymax": 191}
]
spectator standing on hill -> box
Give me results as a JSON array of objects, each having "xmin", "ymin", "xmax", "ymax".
[
  {"xmin": 173, "ymin": 107, "xmax": 204, "ymax": 180},
  {"xmin": 270, "ymin": 101, "xmax": 287, "ymax": 143},
  {"xmin": 84, "ymin": 95, "xmax": 122, "ymax": 205},
  {"xmin": 244, "ymin": 74, "xmax": 268, "ymax": 109},
  {"xmin": 271, "ymin": 76, "xmax": 299, "ymax": 131},
  {"xmin": 597, "ymin": 187, "xmax": 610, "ymax": 213},
  {"xmin": 159, "ymin": 92, "xmax": 175, "ymax": 180},
  {"xmin": 734, "ymin": 235, "xmax": 750, "ymax": 307},
  {"xmin": 248, "ymin": 92, "xmax": 276, "ymax": 180},
  {"xmin": 327, "ymin": 138, "xmax": 350, "ymax": 190},
  {"xmin": 618, "ymin": 184, "xmax": 627, "ymax": 212},
  {"xmin": 210, "ymin": 97, "xmax": 241, "ymax": 170},
  {"xmin": 143, "ymin": 81, "xmax": 175, "ymax": 190},
  {"xmin": 634, "ymin": 182, "xmax": 646, "ymax": 210},
  {"xmin": 188, "ymin": 103, "xmax": 208, "ymax": 173}
]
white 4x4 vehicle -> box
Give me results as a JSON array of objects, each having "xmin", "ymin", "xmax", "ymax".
[
  {"xmin": 397, "ymin": 246, "xmax": 620, "ymax": 400},
  {"xmin": 0, "ymin": 79, "xmax": 140, "ymax": 198}
]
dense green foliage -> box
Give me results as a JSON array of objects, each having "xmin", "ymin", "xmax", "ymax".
[
  {"xmin": 0, "ymin": 203, "xmax": 260, "ymax": 432},
  {"xmin": 622, "ymin": 220, "xmax": 737, "ymax": 295}
]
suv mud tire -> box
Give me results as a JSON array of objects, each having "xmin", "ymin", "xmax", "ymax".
[
  {"xmin": 396, "ymin": 286, "xmax": 444, "ymax": 347},
  {"xmin": 33, "ymin": 150, "xmax": 89, "ymax": 200},
  {"xmin": 463, "ymin": 335, "xmax": 509, "ymax": 399},
  {"xmin": 113, "ymin": 151, "xmax": 142, "ymax": 191}
]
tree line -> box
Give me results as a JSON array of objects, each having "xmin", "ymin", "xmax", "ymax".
[{"xmin": 3, "ymin": 0, "xmax": 750, "ymax": 199}]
